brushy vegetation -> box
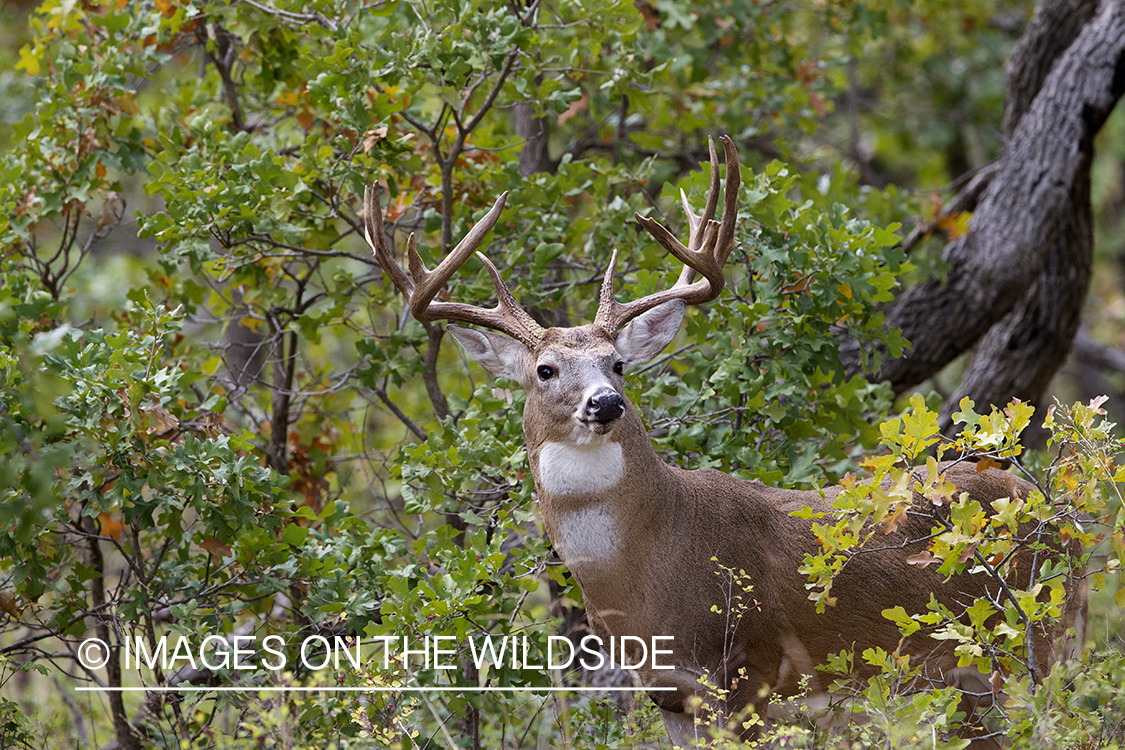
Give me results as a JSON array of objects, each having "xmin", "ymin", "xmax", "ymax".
[{"xmin": 1, "ymin": 0, "xmax": 1122, "ymax": 747}]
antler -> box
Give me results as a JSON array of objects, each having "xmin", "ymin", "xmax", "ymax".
[
  {"xmin": 363, "ymin": 185, "xmax": 545, "ymax": 349},
  {"xmin": 594, "ymin": 135, "xmax": 741, "ymax": 333}
]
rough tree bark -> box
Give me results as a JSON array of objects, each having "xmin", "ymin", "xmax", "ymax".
[
  {"xmin": 514, "ymin": 101, "xmax": 554, "ymax": 176},
  {"xmin": 840, "ymin": 0, "xmax": 1125, "ymax": 428},
  {"xmin": 939, "ymin": 0, "xmax": 1099, "ymax": 436}
]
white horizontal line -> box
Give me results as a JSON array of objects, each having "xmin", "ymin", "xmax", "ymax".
[{"xmin": 75, "ymin": 686, "xmax": 672, "ymax": 693}]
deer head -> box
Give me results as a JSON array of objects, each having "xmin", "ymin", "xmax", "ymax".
[{"xmin": 363, "ymin": 136, "xmax": 740, "ymax": 459}]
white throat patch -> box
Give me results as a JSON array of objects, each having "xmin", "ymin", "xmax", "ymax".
[
  {"xmin": 537, "ymin": 439, "xmax": 624, "ymax": 498},
  {"xmin": 556, "ymin": 505, "xmax": 618, "ymax": 564}
]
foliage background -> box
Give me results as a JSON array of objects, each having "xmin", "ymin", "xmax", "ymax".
[{"xmin": 0, "ymin": 0, "xmax": 1123, "ymax": 747}]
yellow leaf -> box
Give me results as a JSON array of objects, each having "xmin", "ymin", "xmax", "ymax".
[
  {"xmin": 836, "ymin": 283, "xmax": 852, "ymax": 299},
  {"xmin": 16, "ymin": 44, "xmax": 40, "ymax": 76},
  {"xmin": 936, "ymin": 210, "xmax": 972, "ymax": 239}
]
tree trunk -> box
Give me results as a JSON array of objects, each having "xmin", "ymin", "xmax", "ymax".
[
  {"xmin": 514, "ymin": 101, "xmax": 553, "ymax": 176},
  {"xmin": 936, "ymin": 0, "xmax": 1101, "ymax": 436},
  {"xmin": 840, "ymin": 0, "xmax": 1125, "ymax": 415}
]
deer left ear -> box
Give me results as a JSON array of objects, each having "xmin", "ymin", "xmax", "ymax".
[
  {"xmin": 614, "ymin": 300, "xmax": 686, "ymax": 365},
  {"xmin": 448, "ymin": 324, "xmax": 530, "ymax": 382}
]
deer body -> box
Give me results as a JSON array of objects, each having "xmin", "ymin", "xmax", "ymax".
[
  {"xmin": 363, "ymin": 137, "xmax": 1086, "ymax": 745},
  {"xmin": 451, "ymin": 317, "xmax": 1084, "ymax": 745}
]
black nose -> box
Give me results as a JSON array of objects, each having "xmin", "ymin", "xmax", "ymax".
[{"xmin": 587, "ymin": 391, "xmax": 625, "ymax": 423}]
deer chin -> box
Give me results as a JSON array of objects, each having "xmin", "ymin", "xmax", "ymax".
[{"xmin": 575, "ymin": 418, "xmax": 617, "ymax": 440}]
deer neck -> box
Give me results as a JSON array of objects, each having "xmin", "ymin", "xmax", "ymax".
[{"xmin": 524, "ymin": 399, "xmax": 677, "ymax": 572}]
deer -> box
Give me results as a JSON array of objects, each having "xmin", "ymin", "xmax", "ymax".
[{"xmin": 362, "ymin": 136, "xmax": 1087, "ymax": 747}]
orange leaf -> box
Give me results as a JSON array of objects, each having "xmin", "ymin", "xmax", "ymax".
[
  {"xmin": 782, "ymin": 276, "xmax": 812, "ymax": 295},
  {"xmin": 557, "ymin": 94, "xmax": 589, "ymax": 125},
  {"xmin": 975, "ymin": 457, "xmax": 1000, "ymax": 472},
  {"xmin": 98, "ymin": 512, "xmax": 124, "ymax": 541},
  {"xmin": 936, "ymin": 211, "xmax": 972, "ymax": 240}
]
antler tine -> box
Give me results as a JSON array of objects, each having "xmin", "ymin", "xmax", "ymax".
[
  {"xmin": 365, "ymin": 185, "xmax": 415, "ymax": 298},
  {"xmin": 364, "ymin": 185, "xmax": 545, "ymax": 349},
  {"xmin": 682, "ymin": 137, "xmax": 721, "ymax": 253},
  {"xmin": 594, "ymin": 135, "xmax": 741, "ymax": 333}
]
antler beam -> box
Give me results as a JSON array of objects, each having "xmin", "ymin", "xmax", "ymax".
[
  {"xmin": 594, "ymin": 135, "xmax": 741, "ymax": 333},
  {"xmin": 363, "ymin": 185, "xmax": 545, "ymax": 349}
]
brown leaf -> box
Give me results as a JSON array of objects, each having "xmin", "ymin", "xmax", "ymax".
[
  {"xmin": 975, "ymin": 457, "xmax": 1000, "ymax": 473},
  {"xmin": 142, "ymin": 399, "xmax": 180, "ymax": 435},
  {"xmin": 957, "ymin": 542, "xmax": 978, "ymax": 564},
  {"xmin": 881, "ymin": 503, "xmax": 909, "ymax": 535},
  {"xmin": 557, "ymin": 93, "xmax": 589, "ymax": 125},
  {"xmin": 906, "ymin": 552, "xmax": 940, "ymax": 568},
  {"xmin": 782, "ymin": 275, "xmax": 813, "ymax": 295},
  {"xmin": 201, "ymin": 538, "xmax": 232, "ymax": 563},
  {"xmin": 989, "ymin": 670, "xmax": 1004, "ymax": 699},
  {"xmin": 362, "ymin": 126, "xmax": 389, "ymax": 154},
  {"xmin": 0, "ymin": 591, "xmax": 23, "ymax": 619},
  {"xmin": 808, "ymin": 91, "xmax": 828, "ymax": 118},
  {"xmin": 634, "ymin": 0, "xmax": 660, "ymax": 31}
]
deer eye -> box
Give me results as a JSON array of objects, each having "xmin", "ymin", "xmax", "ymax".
[
  {"xmin": 537, "ymin": 365, "xmax": 555, "ymax": 381},
  {"xmin": 613, "ymin": 362, "xmax": 624, "ymax": 375}
]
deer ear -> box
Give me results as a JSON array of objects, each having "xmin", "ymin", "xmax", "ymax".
[
  {"xmin": 614, "ymin": 300, "xmax": 685, "ymax": 365},
  {"xmin": 448, "ymin": 325, "xmax": 530, "ymax": 382}
]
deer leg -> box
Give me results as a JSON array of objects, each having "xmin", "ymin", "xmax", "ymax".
[{"xmin": 659, "ymin": 708, "xmax": 703, "ymax": 748}]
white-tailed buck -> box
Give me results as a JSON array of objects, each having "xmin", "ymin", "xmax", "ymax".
[{"xmin": 364, "ymin": 137, "xmax": 1086, "ymax": 746}]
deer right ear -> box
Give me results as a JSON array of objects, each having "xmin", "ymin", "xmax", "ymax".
[
  {"xmin": 448, "ymin": 325, "xmax": 530, "ymax": 383},
  {"xmin": 615, "ymin": 300, "xmax": 686, "ymax": 365}
]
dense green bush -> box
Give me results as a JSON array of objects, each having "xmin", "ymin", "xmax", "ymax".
[{"xmin": 1, "ymin": 0, "xmax": 1122, "ymax": 748}]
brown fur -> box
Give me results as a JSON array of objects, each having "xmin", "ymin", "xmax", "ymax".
[{"xmin": 450, "ymin": 320, "xmax": 1088, "ymax": 746}]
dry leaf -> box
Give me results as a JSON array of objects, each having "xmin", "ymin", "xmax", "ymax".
[
  {"xmin": 989, "ymin": 670, "xmax": 1004, "ymax": 699},
  {"xmin": 976, "ymin": 457, "xmax": 1000, "ymax": 473},
  {"xmin": 201, "ymin": 538, "xmax": 232, "ymax": 562},
  {"xmin": 362, "ymin": 126, "xmax": 389, "ymax": 154},
  {"xmin": 906, "ymin": 552, "xmax": 940, "ymax": 568},
  {"xmin": 634, "ymin": 0, "xmax": 660, "ymax": 31},
  {"xmin": 0, "ymin": 591, "xmax": 23, "ymax": 619},
  {"xmin": 98, "ymin": 511, "xmax": 125, "ymax": 541},
  {"xmin": 557, "ymin": 94, "xmax": 589, "ymax": 125},
  {"xmin": 881, "ymin": 503, "xmax": 908, "ymax": 535},
  {"xmin": 142, "ymin": 399, "xmax": 180, "ymax": 435}
]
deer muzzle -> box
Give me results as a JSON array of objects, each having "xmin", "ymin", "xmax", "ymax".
[{"xmin": 586, "ymin": 389, "xmax": 625, "ymax": 424}]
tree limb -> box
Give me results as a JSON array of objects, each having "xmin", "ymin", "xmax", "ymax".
[{"xmin": 841, "ymin": 0, "xmax": 1125, "ymax": 394}]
